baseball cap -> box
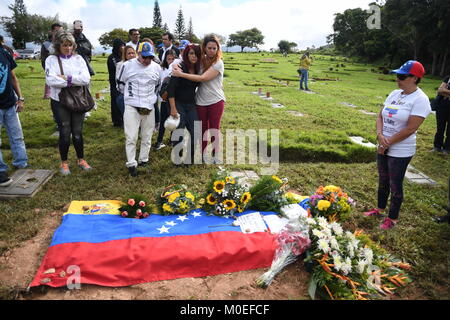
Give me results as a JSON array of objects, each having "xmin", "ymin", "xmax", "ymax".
[
  {"xmin": 73, "ymin": 20, "xmax": 83, "ymax": 30},
  {"xmin": 139, "ymin": 42, "xmax": 155, "ymax": 57},
  {"xmin": 391, "ymin": 60, "xmax": 425, "ymax": 78},
  {"xmin": 179, "ymin": 40, "xmax": 191, "ymax": 50}
]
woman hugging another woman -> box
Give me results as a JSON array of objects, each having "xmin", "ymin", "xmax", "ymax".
[{"xmin": 172, "ymin": 34, "xmax": 225, "ymax": 164}]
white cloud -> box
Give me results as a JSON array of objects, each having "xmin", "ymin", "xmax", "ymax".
[{"xmin": 1, "ymin": 0, "xmax": 373, "ymax": 50}]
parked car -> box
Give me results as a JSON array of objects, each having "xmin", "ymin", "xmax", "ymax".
[{"xmin": 17, "ymin": 48, "xmax": 40, "ymax": 59}]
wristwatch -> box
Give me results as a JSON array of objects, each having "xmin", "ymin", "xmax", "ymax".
[{"xmin": 18, "ymin": 97, "xmax": 25, "ymax": 102}]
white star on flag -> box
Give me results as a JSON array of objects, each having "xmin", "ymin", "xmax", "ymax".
[
  {"xmin": 177, "ymin": 215, "xmax": 189, "ymax": 222},
  {"xmin": 165, "ymin": 221, "xmax": 177, "ymax": 227},
  {"xmin": 191, "ymin": 211, "xmax": 202, "ymax": 218},
  {"xmin": 157, "ymin": 225, "xmax": 170, "ymax": 234}
]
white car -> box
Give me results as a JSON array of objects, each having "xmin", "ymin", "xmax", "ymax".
[{"xmin": 18, "ymin": 48, "xmax": 40, "ymax": 60}]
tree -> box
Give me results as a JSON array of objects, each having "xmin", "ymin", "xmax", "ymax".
[
  {"xmin": 153, "ymin": 0, "xmax": 162, "ymax": 29},
  {"xmin": 1, "ymin": 1, "xmax": 66, "ymax": 47},
  {"xmin": 227, "ymin": 28, "xmax": 264, "ymax": 52},
  {"xmin": 278, "ymin": 40, "xmax": 297, "ymax": 54},
  {"xmin": 174, "ymin": 6, "xmax": 186, "ymax": 41},
  {"xmin": 98, "ymin": 28, "xmax": 129, "ymax": 50},
  {"xmin": 1, "ymin": 0, "xmax": 31, "ymax": 48},
  {"xmin": 185, "ymin": 17, "xmax": 200, "ymax": 43},
  {"xmin": 139, "ymin": 27, "xmax": 165, "ymax": 45},
  {"xmin": 163, "ymin": 23, "xmax": 170, "ymax": 33}
]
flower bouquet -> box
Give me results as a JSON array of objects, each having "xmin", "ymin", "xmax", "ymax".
[
  {"xmin": 119, "ymin": 194, "xmax": 152, "ymax": 219},
  {"xmin": 256, "ymin": 218, "xmax": 311, "ymax": 288},
  {"xmin": 202, "ymin": 170, "xmax": 250, "ymax": 217},
  {"xmin": 307, "ymin": 185, "xmax": 355, "ymax": 221},
  {"xmin": 158, "ymin": 184, "xmax": 197, "ymax": 215},
  {"xmin": 248, "ymin": 175, "xmax": 295, "ymax": 213},
  {"xmin": 305, "ymin": 217, "xmax": 412, "ymax": 300}
]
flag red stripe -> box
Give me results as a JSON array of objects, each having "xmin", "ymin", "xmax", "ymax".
[{"xmin": 30, "ymin": 231, "xmax": 276, "ymax": 288}]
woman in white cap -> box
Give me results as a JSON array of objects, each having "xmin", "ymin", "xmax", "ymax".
[{"xmin": 364, "ymin": 60, "xmax": 431, "ymax": 230}]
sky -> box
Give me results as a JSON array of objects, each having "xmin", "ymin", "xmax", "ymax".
[{"xmin": 1, "ymin": 0, "xmax": 374, "ymax": 51}]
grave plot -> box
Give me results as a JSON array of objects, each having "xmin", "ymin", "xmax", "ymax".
[
  {"xmin": 0, "ymin": 169, "xmax": 54, "ymax": 199},
  {"xmin": 349, "ymin": 136, "xmax": 376, "ymax": 149},
  {"xmin": 286, "ymin": 111, "xmax": 305, "ymax": 117},
  {"xmin": 405, "ymin": 165, "xmax": 437, "ymax": 185}
]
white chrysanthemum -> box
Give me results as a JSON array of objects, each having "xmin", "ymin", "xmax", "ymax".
[
  {"xmin": 341, "ymin": 257, "xmax": 352, "ymax": 275},
  {"xmin": 317, "ymin": 216, "xmax": 328, "ymax": 228},
  {"xmin": 363, "ymin": 248, "xmax": 373, "ymax": 265},
  {"xmin": 330, "ymin": 237, "xmax": 340, "ymax": 251},
  {"xmin": 312, "ymin": 229, "xmax": 325, "ymax": 238},
  {"xmin": 351, "ymin": 239, "xmax": 360, "ymax": 250},
  {"xmin": 345, "ymin": 231, "xmax": 355, "ymax": 241},
  {"xmin": 318, "ymin": 239, "xmax": 330, "ymax": 253},
  {"xmin": 357, "ymin": 259, "xmax": 368, "ymax": 274},
  {"xmin": 333, "ymin": 255, "xmax": 343, "ymax": 272},
  {"xmin": 330, "ymin": 222, "xmax": 343, "ymax": 236},
  {"xmin": 306, "ymin": 218, "xmax": 316, "ymax": 225},
  {"xmin": 330, "ymin": 250, "xmax": 339, "ymax": 257},
  {"xmin": 347, "ymin": 243, "xmax": 355, "ymax": 258},
  {"xmin": 322, "ymin": 227, "xmax": 332, "ymax": 238}
]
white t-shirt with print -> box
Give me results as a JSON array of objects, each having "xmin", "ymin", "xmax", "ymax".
[{"xmin": 382, "ymin": 88, "xmax": 431, "ymax": 157}]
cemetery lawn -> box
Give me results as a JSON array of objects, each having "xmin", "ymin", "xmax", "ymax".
[{"xmin": 0, "ymin": 53, "xmax": 448, "ymax": 300}]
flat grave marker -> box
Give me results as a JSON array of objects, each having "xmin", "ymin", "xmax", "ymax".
[{"xmin": 0, "ymin": 169, "xmax": 55, "ymax": 199}]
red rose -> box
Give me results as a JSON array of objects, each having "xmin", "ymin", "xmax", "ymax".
[
  {"xmin": 128, "ymin": 199, "xmax": 135, "ymax": 206},
  {"xmin": 143, "ymin": 212, "xmax": 149, "ymax": 218},
  {"xmin": 121, "ymin": 211, "xmax": 128, "ymax": 217},
  {"xmin": 136, "ymin": 209, "xmax": 143, "ymax": 216},
  {"xmin": 139, "ymin": 201, "xmax": 146, "ymax": 207}
]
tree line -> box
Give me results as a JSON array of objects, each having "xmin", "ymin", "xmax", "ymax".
[{"xmin": 328, "ymin": 0, "xmax": 450, "ymax": 77}]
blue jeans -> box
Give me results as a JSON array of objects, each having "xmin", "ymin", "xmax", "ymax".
[
  {"xmin": 300, "ymin": 69, "xmax": 309, "ymax": 90},
  {"xmin": 0, "ymin": 105, "xmax": 28, "ymax": 172}
]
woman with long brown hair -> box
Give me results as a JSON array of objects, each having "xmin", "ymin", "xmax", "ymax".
[{"xmin": 172, "ymin": 34, "xmax": 225, "ymax": 164}]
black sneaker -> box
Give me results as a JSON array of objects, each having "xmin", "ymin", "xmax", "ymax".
[
  {"xmin": 0, "ymin": 173, "xmax": 13, "ymax": 187},
  {"xmin": 128, "ymin": 166, "xmax": 138, "ymax": 177}
]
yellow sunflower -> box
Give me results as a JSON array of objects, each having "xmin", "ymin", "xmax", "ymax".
[
  {"xmin": 206, "ymin": 194, "xmax": 217, "ymax": 205},
  {"xmin": 185, "ymin": 192, "xmax": 195, "ymax": 201},
  {"xmin": 237, "ymin": 205, "xmax": 244, "ymax": 213},
  {"xmin": 163, "ymin": 203, "xmax": 173, "ymax": 213},
  {"xmin": 167, "ymin": 192, "xmax": 180, "ymax": 203},
  {"xmin": 272, "ymin": 175, "xmax": 283, "ymax": 184},
  {"xmin": 240, "ymin": 192, "xmax": 251, "ymax": 204},
  {"xmin": 213, "ymin": 180, "xmax": 226, "ymax": 193},
  {"xmin": 225, "ymin": 176, "xmax": 236, "ymax": 184},
  {"xmin": 222, "ymin": 199, "xmax": 237, "ymax": 211}
]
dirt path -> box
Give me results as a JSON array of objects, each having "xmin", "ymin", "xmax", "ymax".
[{"xmin": 0, "ymin": 209, "xmax": 309, "ymax": 300}]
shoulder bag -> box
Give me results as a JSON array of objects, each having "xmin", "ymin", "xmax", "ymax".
[{"xmin": 57, "ymin": 56, "xmax": 95, "ymax": 113}]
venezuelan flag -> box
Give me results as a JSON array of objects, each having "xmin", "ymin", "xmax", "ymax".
[{"xmin": 30, "ymin": 200, "xmax": 308, "ymax": 288}]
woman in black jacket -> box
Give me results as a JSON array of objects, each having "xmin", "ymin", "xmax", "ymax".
[
  {"xmin": 167, "ymin": 44, "xmax": 202, "ymax": 166},
  {"xmin": 107, "ymin": 38, "xmax": 126, "ymax": 127}
]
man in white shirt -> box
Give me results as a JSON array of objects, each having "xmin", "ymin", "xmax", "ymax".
[
  {"xmin": 158, "ymin": 32, "xmax": 180, "ymax": 63},
  {"xmin": 126, "ymin": 29, "xmax": 140, "ymax": 51},
  {"xmin": 117, "ymin": 42, "xmax": 160, "ymax": 177}
]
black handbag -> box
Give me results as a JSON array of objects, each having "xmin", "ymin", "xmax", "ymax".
[{"xmin": 57, "ymin": 56, "xmax": 95, "ymax": 113}]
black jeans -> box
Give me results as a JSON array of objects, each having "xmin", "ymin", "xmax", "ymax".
[
  {"xmin": 377, "ymin": 154, "xmax": 413, "ymax": 220},
  {"xmin": 433, "ymin": 105, "xmax": 450, "ymax": 151},
  {"xmin": 110, "ymin": 85, "xmax": 123, "ymax": 126},
  {"xmin": 174, "ymin": 102, "xmax": 199, "ymax": 163},
  {"xmin": 52, "ymin": 99, "xmax": 85, "ymax": 161},
  {"xmin": 50, "ymin": 99, "xmax": 62, "ymax": 131},
  {"xmin": 157, "ymin": 101, "xmax": 170, "ymax": 144}
]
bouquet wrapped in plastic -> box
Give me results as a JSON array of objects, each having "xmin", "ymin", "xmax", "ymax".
[{"xmin": 256, "ymin": 218, "xmax": 311, "ymax": 288}]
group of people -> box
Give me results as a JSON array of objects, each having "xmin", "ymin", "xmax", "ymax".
[
  {"xmin": 107, "ymin": 30, "xmax": 225, "ymax": 177},
  {"xmin": 0, "ymin": 24, "xmax": 449, "ymax": 231}
]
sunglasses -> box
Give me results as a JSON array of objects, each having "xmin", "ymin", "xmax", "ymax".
[{"xmin": 396, "ymin": 74, "xmax": 413, "ymax": 81}]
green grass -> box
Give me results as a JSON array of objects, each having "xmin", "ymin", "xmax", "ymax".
[{"xmin": 0, "ymin": 53, "xmax": 449, "ymax": 299}]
